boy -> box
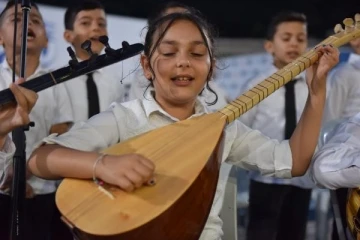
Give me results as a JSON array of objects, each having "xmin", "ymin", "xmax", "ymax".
[
  {"xmin": 240, "ymin": 11, "xmax": 313, "ymax": 240},
  {"xmin": 62, "ymin": 0, "xmax": 125, "ymax": 122},
  {"xmin": 0, "ymin": 1, "xmax": 73, "ymax": 239}
]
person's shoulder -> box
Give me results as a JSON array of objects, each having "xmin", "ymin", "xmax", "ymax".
[
  {"xmin": 110, "ymin": 98, "xmax": 144, "ymax": 114},
  {"xmin": 334, "ymin": 61, "xmax": 359, "ymax": 74},
  {"xmin": 329, "ymin": 61, "xmax": 360, "ymax": 87},
  {"xmin": 348, "ymin": 112, "xmax": 360, "ymax": 125}
]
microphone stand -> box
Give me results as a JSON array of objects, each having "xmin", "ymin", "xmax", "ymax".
[{"xmin": 10, "ymin": 0, "xmax": 32, "ymax": 239}]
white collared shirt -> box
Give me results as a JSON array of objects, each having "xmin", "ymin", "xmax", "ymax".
[
  {"xmin": 323, "ymin": 61, "xmax": 360, "ymax": 123},
  {"xmin": 240, "ymin": 65, "xmax": 315, "ymax": 188},
  {"xmin": 42, "ymin": 91, "xmax": 292, "ymax": 240},
  {"xmin": 0, "ymin": 60, "xmax": 74, "ymax": 195},
  {"xmin": 63, "ymin": 64, "xmax": 125, "ymax": 123},
  {"xmin": 127, "ymin": 69, "xmax": 228, "ymax": 112},
  {"xmin": 0, "ymin": 135, "xmax": 15, "ymax": 187},
  {"xmin": 311, "ymin": 113, "xmax": 360, "ymax": 189},
  {"xmin": 348, "ymin": 52, "xmax": 360, "ymax": 65}
]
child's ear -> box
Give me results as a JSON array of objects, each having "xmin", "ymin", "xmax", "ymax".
[
  {"xmin": 63, "ymin": 30, "xmax": 75, "ymax": 44},
  {"xmin": 0, "ymin": 32, "xmax": 4, "ymax": 46},
  {"xmin": 44, "ymin": 35, "xmax": 48, "ymax": 49},
  {"xmin": 264, "ymin": 40, "xmax": 274, "ymax": 54},
  {"xmin": 140, "ymin": 54, "xmax": 153, "ymax": 80}
]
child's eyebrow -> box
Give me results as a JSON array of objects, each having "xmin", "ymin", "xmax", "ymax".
[{"xmin": 160, "ymin": 40, "xmax": 205, "ymax": 46}]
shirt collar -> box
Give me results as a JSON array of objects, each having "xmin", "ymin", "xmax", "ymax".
[
  {"xmin": 142, "ymin": 88, "xmax": 209, "ymax": 121},
  {"xmin": 76, "ymin": 55, "xmax": 103, "ymax": 74},
  {"xmin": 1, "ymin": 59, "xmax": 47, "ymax": 79}
]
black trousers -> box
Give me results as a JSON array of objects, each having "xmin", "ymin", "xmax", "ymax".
[
  {"xmin": 331, "ymin": 188, "xmax": 349, "ymax": 240},
  {"xmin": 246, "ymin": 180, "xmax": 312, "ymax": 240},
  {"xmin": 50, "ymin": 204, "xmax": 73, "ymax": 240},
  {"xmin": 0, "ymin": 193, "xmax": 55, "ymax": 240}
]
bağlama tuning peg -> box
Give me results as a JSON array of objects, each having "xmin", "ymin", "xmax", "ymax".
[
  {"xmin": 81, "ymin": 40, "xmax": 98, "ymax": 64},
  {"xmin": 67, "ymin": 46, "xmax": 79, "ymax": 69},
  {"xmin": 355, "ymin": 13, "xmax": 360, "ymax": 27},
  {"xmin": 122, "ymin": 41, "xmax": 130, "ymax": 50},
  {"xmin": 343, "ymin": 18, "xmax": 354, "ymax": 33},
  {"xmin": 98, "ymin": 35, "xmax": 117, "ymax": 57},
  {"xmin": 334, "ymin": 24, "xmax": 344, "ymax": 34}
]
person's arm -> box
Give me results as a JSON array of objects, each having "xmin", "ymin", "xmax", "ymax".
[
  {"xmin": 311, "ymin": 117, "xmax": 360, "ymax": 189},
  {"xmin": 226, "ymin": 121, "xmax": 293, "ymax": 178},
  {"xmin": 228, "ymin": 45, "xmax": 339, "ymax": 177},
  {"xmin": 0, "ymin": 80, "xmax": 37, "ymax": 138},
  {"xmin": 0, "ymin": 79, "xmax": 37, "ymax": 188},
  {"xmin": 288, "ymin": 45, "xmax": 339, "ymax": 176},
  {"xmin": 28, "ymin": 109, "xmax": 155, "ymax": 192}
]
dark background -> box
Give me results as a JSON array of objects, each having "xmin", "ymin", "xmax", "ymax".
[{"xmin": 36, "ymin": 0, "xmax": 359, "ymax": 39}]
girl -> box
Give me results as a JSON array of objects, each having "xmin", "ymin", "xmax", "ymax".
[{"xmin": 28, "ymin": 13, "xmax": 339, "ymax": 240}]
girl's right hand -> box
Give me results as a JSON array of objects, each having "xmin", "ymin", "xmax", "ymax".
[{"xmin": 96, "ymin": 153, "xmax": 156, "ymax": 192}]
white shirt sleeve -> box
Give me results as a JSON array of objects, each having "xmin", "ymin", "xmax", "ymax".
[
  {"xmin": 42, "ymin": 109, "xmax": 120, "ymax": 152},
  {"xmin": 0, "ymin": 135, "xmax": 15, "ymax": 187},
  {"xmin": 323, "ymin": 63, "xmax": 360, "ymax": 125},
  {"xmin": 323, "ymin": 67, "xmax": 349, "ymax": 123},
  {"xmin": 311, "ymin": 116, "xmax": 360, "ymax": 189},
  {"xmin": 226, "ymin": 120, "xmax": 292, "ymax": 178},
  {"xmin": 53, "ymin": 84, "xmax": 74, "ymax": 125}
]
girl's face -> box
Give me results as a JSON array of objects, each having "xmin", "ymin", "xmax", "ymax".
[{"xmin": 142, "ymin": 19, "xmax": 212, "ymax": 107}]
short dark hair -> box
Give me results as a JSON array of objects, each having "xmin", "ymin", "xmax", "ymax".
[
  {"xmin": 64, "ymin": 0, "xmax": 105, "ymax": 30},
  {"xmin": 0, "ymin": 0, "xmax": 39, "ymax": 24},
  {"xmin": 266, "ymin": 11, "xmax": 307, "ymax": 40}
]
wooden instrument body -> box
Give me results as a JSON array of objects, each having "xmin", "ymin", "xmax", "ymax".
[
  {"xmin": 57, "ymin": 113, "xmax": 227, "ymax": 239},
  {"xmin": 347, "ymin": 188, "xmax": 360, "ymax": 240}
]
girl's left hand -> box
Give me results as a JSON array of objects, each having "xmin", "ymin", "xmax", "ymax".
[{"xmin": 306, "ymin": 44, "xmax": 339, "ymax": 96}]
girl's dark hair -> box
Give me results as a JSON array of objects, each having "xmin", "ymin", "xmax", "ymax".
[
  {"xmin": 143, "ymin": 12, "xmax": 219, "ymax": 106},
  {"xmin": 147, "ymin": 1, "xmax": 200, "ymax": 25}
]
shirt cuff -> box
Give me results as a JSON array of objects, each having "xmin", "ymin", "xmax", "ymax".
[
  {"xmin": 273, "ymin": 140, "xmax": 293, "ymax": 178},
  {"xmin": 0, "ymin": 135, "xmax": 15, "ymax": 157},
  {"xmin": 0, "ymin": 136, "xmax": 15, "ymax": 186},
  {"xmin": 33, "ymin": 133, "xmax": 59, "ymax": 149}
]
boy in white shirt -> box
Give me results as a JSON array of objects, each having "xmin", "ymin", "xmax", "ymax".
[
  {"xmin": 62, "ymin": 0, "xmax": 125, "ymax": 123},
  {"xmin": 241, "ymin": 12, "xmax": 314, "ymax": 240},
  {"xmin": 0, "ymin": 1, "xmax": 73, "ymax": 239}
]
